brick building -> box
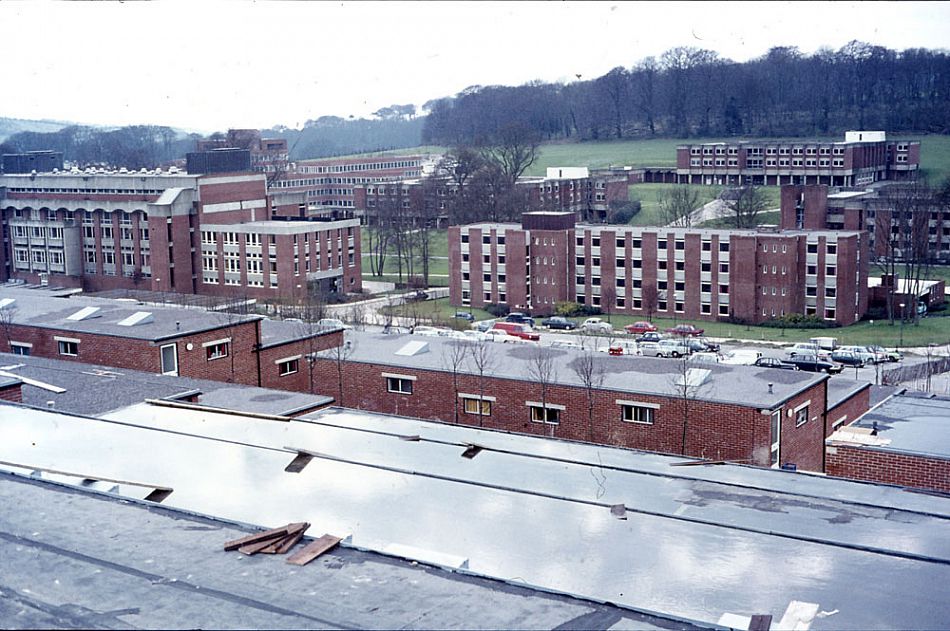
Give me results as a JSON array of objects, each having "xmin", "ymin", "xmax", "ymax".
[
  {"xmin": 449, "ymin": 212, "xmax": 869, "ymax": 325},
  {"xmin": 781, "ymin": 182, "xmax": 950, "ymax": 265},
  {"xmin": 0, "ymin": 170, "xmax": 362, "ymax": 300},
  {"xmin": 826, "ymin": 392, "xmax": 950, "ymax": 494},
  {"xmin": 0, "ymin": 286, "xmax": 342, "ymax": 390},
  {"xmin": 308, "ymin": 332, "xmax": 871, "ymax": 472},
  {"xmin": 354, "ymin": 167, "xmax": 630, "ymax": 226},
  {"xmin": 676, "ymin": 131, "xmax": 919, "ymax": 187},
  {"xmin": 196, "ymin": 129, "xmax": 289, "ymax": 175}
]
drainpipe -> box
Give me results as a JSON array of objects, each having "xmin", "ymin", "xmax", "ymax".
[
  {"xmin": 822, "ymin": 375, "xmax": 829, "ymax": 473},
  {"xmin": 254, "ymin": 318, "xmax": 262, "ymax": 387}
]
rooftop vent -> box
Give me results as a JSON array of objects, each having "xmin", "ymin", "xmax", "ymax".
[
  {"xmin": 395, "ymin": 340, "xmax": 429, "ymax": 357},
  {"xmin": 675, "ymin": 368, "xmax": 711, "ymax": 388},
  {"xmin": 67, "ymin": 306, "xmax": 101, "ymax": 321},
  {"xmin": 117, "ymin": 311, "xmax": 154, "ymax": 327}
]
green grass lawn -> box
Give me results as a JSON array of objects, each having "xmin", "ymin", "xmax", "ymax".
[
  {"xmin": 626, "ymin": 183, "xmax": 782, "ymax": 228},
  {"xmin": 382, "ymin": 297, "xmax": 493, "ymax": 325},
  {"xmin": 916, "ymin": 135, "xmax": 950, "ymax": 184}
]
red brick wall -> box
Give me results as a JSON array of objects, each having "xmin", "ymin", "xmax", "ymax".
[
  {"xmin": 308, "ymin": 357, "xmax": 829, "ymax": 471},
  {"xmin": 0, "ymin": 382, "xmax": 23, "ymax": 403},
  {"xmin": 258, "ymin": 330, "xmax": 343, "ymax": 392},
  {"xmin": 826, "ymin": 445, "xmax": 950, "ymax": 494},
  {"xmin": 826, "ymin": 386, "xmax": 871, "ymax": 436}
]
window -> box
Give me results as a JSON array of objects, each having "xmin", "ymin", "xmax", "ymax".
[
  {"xmin": 58, "ymin": 340, "xmax": 79, "ymax": 356},
  {"xmin": 657, "ymin": 239, "xmax": 667, "ymax": 250},
  {"xmin": 462, "ymin": 397, "xmax": 492, "ymax": 416},
  {"xmin": 719, "ymin": 263, "xmax": 729, "ymax": 273},
  {"xmin": 10, "ymin": 342, "xmax": 31, "ymax": 356},
  {"xmin": 826, "ymin": 265, "xmax": 836, "ymax": 276},
  {"xmin": 386, "ymin": 376, "xmax": 413, "ymax": 394},
  {"xmin": 529, "ymin": 404, "xmax": 560, "ymax": 424},
  {"xmin": 461, "ymin": 234, "xmax": 469, "ymax": 244},
  {"xmin": 701, "ymin": 262, "xmax": 711, "ymax": 272},
  {"xmin": 205, "ymin": 341, "xmax": 229, "ymax": 361},
  {"xmin": 795, "ymin": 404, "xmax": 809, "ymax": 427},
  {"xmin": 576, "ymin": 257, "xmax": 585, "ymax": 266},
  {"xmin": 807, "ymin": 243, "xmax": 818, "ymax": 254},
  {"xmin": 719, "ymin": 242, "xmax": 729, "ymax": 252},
  {"xmin": 278, "ymin": 358, "xmax": 299, "ymax": 376},
  {"xmin": 702, "ymin": 241, "xmax": 711, "ymax": 251},
  {"xmin": 827, "ymin": 244, "xmax": 837, "ymax": 255},
  {"xmin": 621, "ymin": 403, "xmax": 656, "ymax": 424}
]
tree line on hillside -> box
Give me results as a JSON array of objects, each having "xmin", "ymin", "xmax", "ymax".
[
  {"xmin": 422, "ymin": 42, "xmax": 950, "ymax": 145},
  {"xmin": 267, "ymin": 114, "xmax": 424, "ymax": 161}
]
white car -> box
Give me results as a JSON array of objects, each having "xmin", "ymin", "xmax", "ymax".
[
  {"xmin": 786, "ymin": 342, "xmax": 828, "ymax": 360},
  {"xmin": 412, "ymin": 325, "xmax": 444, "ymax": 337},
  {"xmin": 315, "ymin": 318, "xmax": 352, "ymax": 330},
  {"xmin": 549, "ymin": 340, "xmax": 583, "ymax": 351},
  {"xmin": 719, "ymin": 350, "xmax": 763, "ymax": 366},
  {"xmin": 581, "ymin": 317, "xmax": 613, "ymax": 334},
  {"xmin": 460, "ymin": 330, "xmax": 492, "ymax": 342},
  {"xmin": 838, "ymin": 345, "xmax": 878, "ymax": 364},
  {"xmin": 484, "ymin": 328, "xmax": 511, "ymax": 342}
]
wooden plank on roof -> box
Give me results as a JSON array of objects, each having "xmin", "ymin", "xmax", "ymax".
[
  {"xmin": 259, "ymin": 523, "xmax": 310, "ymax": 554},
  {"xmin": 284, "ymin": 453, "xmax": 314, "ymax": 473},
  {"xmin": 461, "ymin": 445, "xmax": 483, "ymax": 459},
  {"xmin": 286, "ymin": 534, "xmax": 342, "ymax": 566},
  {"xmin": 223, "ymin": 525, "xmax": 291, "ymax": 551}
]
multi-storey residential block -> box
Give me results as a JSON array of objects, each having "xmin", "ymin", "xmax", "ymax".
[
  {"xmin": 449, "ymin": 212, "xmax": 868, "ymax": 325},
  {"xmin": 354, "ymin": 167, "xmax": 630, "ymax": 226},
  {"xmin": 0, "ymin": 170, "xmax": 361, "ymax": 299},
  {"xmin": 676, "ymin": 131, "xmax": 919, "ymax": 187}
]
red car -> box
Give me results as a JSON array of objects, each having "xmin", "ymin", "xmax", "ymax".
[
  {"xmin": 624, "ymin": 321, "xmax": 657, "ymax": 335},
  {"xmin": 665, "ymin": 324, "xmax": 705, "ymax": 337}
]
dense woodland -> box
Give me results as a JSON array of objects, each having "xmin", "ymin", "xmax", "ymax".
[
  {"xmin": 422, "ymin": 42, "xmax": 950, "ymax": 144},
  {"xmin": 3, "ymin": 42, "xmax": 949, "ymax": 168}
]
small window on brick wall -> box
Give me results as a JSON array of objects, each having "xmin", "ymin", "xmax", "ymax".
[
  {"xmin": 462, "ymin": 397, "xmax": 491, "ymax": 416},
  {"xmin": 620, "ymin": 402, "xmax": 656, "ymax": 424},
  {"xmin": 528, "ymin": 404, "xmax": 560, "ymax": 424},
  {"xmin": 795, "ymin": 404, "xmax": 809, "ymax": 427},
  {"xmin": 57, "ymin": 340, "xmax": 79, "ymax": 356},
  {"xmin": 205, "ymin": 342, "xmax": 229, "ymax": 361},
  {"xmin": 386, "ymin": 376, "xmax": 413, "ymax": 394},
  {"xmin": 278, "ymin": 358, "xmax": 299, "ymax": 376}
]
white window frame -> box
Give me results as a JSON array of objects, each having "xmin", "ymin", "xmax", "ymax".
[{"xmin": 617, "ymin": 399, "xmax": 659, "ymax": 425}]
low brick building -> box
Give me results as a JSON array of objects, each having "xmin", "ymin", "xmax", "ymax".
[
  {"xmin": 449, "ymin": 211, "xmax": 869, "ymax": 324},
  {"xmin": 826, "ymin": 392, "xmax": 950, "ymax": 494},
  {"xmin": 0, "ymin": 375, "xmax": 22, "ymax": 403},
  {"xmin": 0, "ymin": 286, "xmax": 341, "ymax": 390},
  {"xmin": 308, "ymin": 332, "xmax": 873, "ymax": 472}
]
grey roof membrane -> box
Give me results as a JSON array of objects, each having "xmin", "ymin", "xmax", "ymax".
[
  {"xmin": 328, "ymin": 332, "xmax": 830, "ymax": 410},
  {"xmin": 2, "ymin": 402, "xmax": 949, "ymax": 629},
  {"xmin": 0, "ymin": 285, "xmax": 259, "ymax": 341},
  {"xmin": 826, "ymin": 378, "xmax": 870, "ymax": 411},
  {"xmin": 0, "ymin": 352, "xmax": 331, "ymax": 416},
  {"xmin": 852, "ymin": 392, "xmax": 950, "ymax": 460},
  {"xmin": 0, "ymin": 473, "xmax": 698, "ymax": 631}
]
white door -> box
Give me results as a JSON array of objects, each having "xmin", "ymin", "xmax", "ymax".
[
  {"xmin": 770, "ymin": 410, "xmax": 781, "ymax": 468},
  {"xmin": 160, "ymin": 344, "xmax": 178, "ymax": 376}
]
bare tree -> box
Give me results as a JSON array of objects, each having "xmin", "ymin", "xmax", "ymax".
[
  {"xmin": 570, "ymin": 347, "xmax": 607, "ymax": 442},
  {"xmin": 322, "ymin": 332, "xmax": 355, "ymax": 407},
  {"xmin": 441, "ymin": 340, "xmax": 470, "ymax": 424},
  {"xmin": 658, "ymin": 186, "xmax": 703, "ymax": 227},
  {"xmin": 526, "ymin": 345, "xmax": 559, "ymax": 437},
  {"xmin": 465, "ymin": 340, "xmax": 498, "ymax": 428},
  {"xmin": 670, "ymin": 357, "xmax": 708, "ymax": 457},
  {"xmin": 600, "ymin": 286, "xmax": 617, "ymax": 324},
  {"xmin": 722, "ymin": 185, "xmax": 769, "ymax": 228},
  {"xmin": 0, "ymin": 302, "xmax": 18, "ymax": 352}
]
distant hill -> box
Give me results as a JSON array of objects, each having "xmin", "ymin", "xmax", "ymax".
[{"xmin": 0, "ymin": 117, "xmax": 72, "ymax": 142}]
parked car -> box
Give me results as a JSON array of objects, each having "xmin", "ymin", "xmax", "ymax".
[
  {"xmin": 636, "ymin": 331, "xmax": 664, "ymax": 344},
  {"xmin": 491, "ymin": 321, "xmax": 541, "ymax": 341},
  {"xmin": 472, "ymin": 319, "xmax": 496, "ymax": 332},
  {"xmin": 406, "ymin": 290, "xmax": 429, "ymax": 302},
  {"xmin": 636, "ymin": 341, "xmax": 662, "ymax": 357},
  {"xmin": 581, "ymin": 317, "xmax": 613, "ymax": 334},
  {"xmin": 837, "ymin": 345, "xmax": 877, "ymax": 365},
  {"xmin": 690, "ymin": 351, "xmax": 722, "ymax": 364},
  {"xmin": 666, "ymin": 324, "xmax": 705, "ymax": 337},
  {"xmin": 655, "ymin": 339, "xmax": 692, "ymax": 358},
  {"xmin": 315, "ymin": 318, "xmax": 352, "ymax": 330},
  {"xmin": 809, "ymin": 336, "xmax": 839, "ymax": 351},
  {"xmin": 541, "ymin": 316, "xmax": 577, "ymax": 330},
  {"xmin": 786, "ymin": 342, "xmax": 829, "ymax": 360},
  {"xmin": 484, "ymin": 328, "xmax": 511, "ymax": 342},
  {"xmin": 624, "ymin": 321, "xmax": 657, "ymax": 335},
  {"xmin": 830, "ymin": 350, "xmax": 866, "ymax": 368},
  {"xmin": 453, "ymin": 311, "xmax": 475, "ymax": 322},
  {"xmin": 719, "ymin": 349, "xmax": 763, "ymax": 366},
  {"xmin": 785, "ymin": 353, "xmax": 844, "ymax": 374},
  {"xmin": 550, "ymin": 340, "xmax": 583, "ymax": 351},
  {"xmin": 505, "ymin": 312, "xmax": 535, "ymax": 328},
  {"xmin": 412, "ymin": 325, "xmax": 445, "ymax": 337},
  {"xmin": 867, "ymin": 345, "xmax": 903, "ymax": 362},
  {"xmin": 754, "ymin": 356, "xmax": 799, "ymax": 370},
  {"xmin": 601, "ymin": 341, "xmax": 638, "ymax": 356},
  {"xmin": 460, "ymin": 330, "xmax": 491, "ymax": 342},
  {"xmin": 684, "ymin": 337, "xmax": 721, "ymax": 353}
]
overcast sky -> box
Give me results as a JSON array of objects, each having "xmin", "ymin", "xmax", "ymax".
[{"xmin": 4, "ymin": 1, "xmax": 949, "ymax": 133}]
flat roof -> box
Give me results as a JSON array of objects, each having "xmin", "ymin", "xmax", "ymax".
[
  {"xmin": 0, "ymin": 352, "xmax": 332, "ymax": 416},
  {"xmin": 841, "ymin": 392, "xmax": 950, "ymax": 460},
  {"xmin": 0, "ymin": 285, "xmax": 260, "ymax": 342},
  {"xmin": 3, "ymin": 402, "xmax": 949, "ymax": 628},
  {"xmin": 322, "ymin": 332, "xmax": 826, "ymax": 409},
  {"xmin": 460, "ymin": 223, "xmax": 862, "ymax": 240},
  {"xmin": 826, "ymin": 378, "xmax": 871, "ymax": 411},
  {"xmin": 0, "ymin": 473, "xmax": 691, "ymax": 630}
]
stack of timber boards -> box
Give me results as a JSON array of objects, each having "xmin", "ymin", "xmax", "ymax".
[{"xmin": 223, "ymin": 523, "xmax": 342, "ymax": 565}]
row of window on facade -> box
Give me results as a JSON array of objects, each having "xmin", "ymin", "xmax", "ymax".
[
  {"xmin": 690, "ymin": 158, "xmax": 847, "ymax": 168},
  {"xmin": 690, "ymin": 146, "xmax": 847, "ymax": 156},
  {"xmin": 381, "ymin": 374, "xmax": 658, "ymax": 426}
]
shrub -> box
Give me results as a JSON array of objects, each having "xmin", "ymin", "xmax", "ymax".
[
  {"xmin": 760, "ymin": 314, "xmax": 840, "ymax": 329},
  {"xmin": 485, "ymin": 303, "xmax": 510, "ymax": 317},
  {"xmin": 607, "ymin": 199, "xmax": 642, "ymax": 225},
  {"xmin": 554, "ymin": 301, "xmax": 602, "ymax": 317}
]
